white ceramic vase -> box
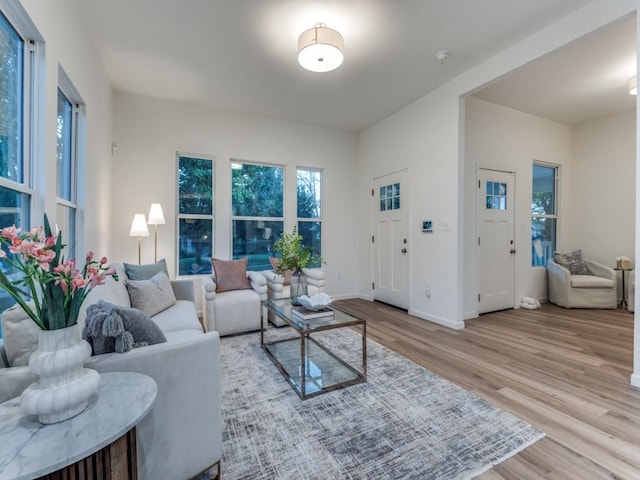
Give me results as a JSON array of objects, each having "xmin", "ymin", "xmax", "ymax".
[{"xmin": 20, "ymin": 323, "xmax": 100, "ymax": 424}]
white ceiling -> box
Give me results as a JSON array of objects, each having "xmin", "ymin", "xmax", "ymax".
[
  {"xmin": 76, "ymin": 0, "xmax": 627, "ymax": 132},
  {"xmin": 473, "ymin": 14, "xmax": 637, "ymax": 126}
]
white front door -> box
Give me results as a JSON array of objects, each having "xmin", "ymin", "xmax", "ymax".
[
  {"xmin": 477, "ymin": 168, "xmax": 515, "ymax": 313},
  {"xmin": 372, "ymin": 170, "xmax": 409, "ymax": 309}
]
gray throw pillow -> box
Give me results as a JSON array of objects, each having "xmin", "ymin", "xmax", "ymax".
[
  {"xmin": 85, "ymin": 300, "xmax": 167, "ymax": 354},
  {"xmin": 554, "ymin": 249, "xmax": 589, "ymax": 275},
  {"xmin": 125, "ymin": 271, "xmax": 177, "ymax": 317},
  {"xmin": 124, "ymin": 258, "xmax": 169, "ymax": 281}
]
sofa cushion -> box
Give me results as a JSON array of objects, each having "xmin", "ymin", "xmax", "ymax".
[
  {"xmin": 152, "ymin": 300, "xmax": 203, "ymax": 333},
  {"xmin": 212, "ymin": 258, "xmax": 250, "ymax": 292},
  {"xmin": 163, "ymin": 329, "xmax": 206, "ymax": 344},
  {"xmin": 0, "ymin": 303, "xmax": 40, "ymax": 367},
  {"xmin": 570, "ymin": 275, "xmax": 615, "ymax": 288},
  {"xmin": 85, "ymin": 300, "xmax": 167, "ymax": 354},
  {"xmin": 269, "ymin": 257, "xmax": 292, "ymax": 285},
  {"xmin": 124, "ymin": 259, "xmax": 169, "ymax": 280},
  {"xmin": 126, "ymin": 272, "xmax": 177, "ymax": 317},
  {"xmin": 554, "ymin": 249, "xmax": 588, "ymax": 275}
]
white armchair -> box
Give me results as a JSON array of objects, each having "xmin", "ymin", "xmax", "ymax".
[
  {"xmin": 547, "ymin": 258, "xmax": 617, "ymax": 309},
  {"xmin": 202, "ymin": 271, "xmax": 267, "ymax": 336},
  {"xmin": 263, "ymin": 268, "xmax": 326, "ymax": 326}
]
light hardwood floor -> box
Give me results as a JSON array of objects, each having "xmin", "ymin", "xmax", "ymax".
[{"xmin": 332, "ymin": 299, "xmax": 640, "ymax": 480}]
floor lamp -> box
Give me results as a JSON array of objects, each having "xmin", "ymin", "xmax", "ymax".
[
  {"xmin": 147, "ymin": 203, "xmax": 166, "ymax": 263},
  {"xmin": 129, "ymin": 214, "xmax": 149, "ymax": 265}
]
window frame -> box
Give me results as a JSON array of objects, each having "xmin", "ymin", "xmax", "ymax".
[
  {"xmin": 230, "ymin": 159, "xmax": 285, "ymax": 271},
  {"xmin": 56, "ymin": 68, "xmax": 84, "ymax": 258},
  {"xmin": 296, "ymin": 166, "xmax": 323, "ymax": 265},
  {"xmin": 176, "ymin": 152, "xmax": 215, "ymax": 277},
  {"xmin": 531, "ymin": 162, "xmax": 559, "ymax": 267},
  {"xmin": 0, "ymin": 3, "xmax": 41, "ymax": 336}
]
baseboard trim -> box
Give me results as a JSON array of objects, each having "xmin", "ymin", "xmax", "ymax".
[
  {"xmin": 630, "ymin": 372, "xmax": 640, "ymax": 388},
  {"xmin": 409, "ymin": 309, "xmax": 465, "ymax": 330},
  {"xmin": 463, "ymin": 311, "xmax": 478, "ymax": 320}
]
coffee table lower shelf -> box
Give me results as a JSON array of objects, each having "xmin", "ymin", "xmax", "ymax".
[{"xmin": 263, "ymin": 336, "xmax": 366, "ymax": 400}]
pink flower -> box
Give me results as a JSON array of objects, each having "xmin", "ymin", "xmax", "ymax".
[
  {"xmin": 55, "ymin": 278, "xmax": 68, "ymax": 296},
  {"xmin": 100, "ymin": 256, "xmax": 108, "ymax": 265},
  {"xmin": 90, "ymin": 273, "xmax": 106, "ymax": 288},
  {"xmin": 0, "ymin": 226, "xmax": 21, "ymax": 239},
  {"xmin": 71, "ymin": 274, "xmax": 89, "ymax": 291},
  {"xmin": 86, "ymin": 251, "xmax": 94, "ymax": 262}
]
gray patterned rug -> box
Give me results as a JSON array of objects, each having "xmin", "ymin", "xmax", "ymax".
[{"xmin": 210, "ymin": 327, "xmax": 543, "ymax": 479}]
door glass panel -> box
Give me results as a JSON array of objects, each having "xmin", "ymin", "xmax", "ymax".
[
  {"xmin": 485, "ymin": 181, "xmax": 507, "ymax": 210},
  {"xmin": 379, "ymin": 183, "xmax": 401, "ymax": 211}
]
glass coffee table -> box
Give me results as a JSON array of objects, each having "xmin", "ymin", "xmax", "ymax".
[{"xmin": 262, "ymin": 298, "xmax": 367, "ymax": 400}]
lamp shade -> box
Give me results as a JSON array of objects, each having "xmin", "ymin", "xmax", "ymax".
[
  {"xmin": 148, "ymin": 203, "xmax": 166, "ymax": 225},
  {"xmin": 630, "ymin": 75, "xmax": 637, "ymax": 95},
  {"xmin": 129, "ymin": 214, "xmax": 149, "ymax": 237},
  {"xmin": 298, "ymin": 24, "xmax": 344, "ymax": 73}
]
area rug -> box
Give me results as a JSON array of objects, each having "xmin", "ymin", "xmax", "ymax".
[{"xmin": 210, "ymin": 328, "xmax": 544, "ymax": 479}]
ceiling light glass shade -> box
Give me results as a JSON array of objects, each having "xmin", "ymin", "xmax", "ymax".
[
  {"xmin": 147, "ymin": 203, "xmax": 166, "ymax": 225},
  {"xmin": 298, "ymin": 24, "xmax": 344, "ymax": 73},
  {"xmin": 129, "ymin": 214, "xmax": 149, "ymax": 237},
  {"xmin": 629, "ymin": 75, "xmax": 637, "ymax": 95}
]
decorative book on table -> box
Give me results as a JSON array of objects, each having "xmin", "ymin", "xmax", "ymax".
[{"xmin": 291, "ymin": 306, "xmax": 335, "ymax": 319}]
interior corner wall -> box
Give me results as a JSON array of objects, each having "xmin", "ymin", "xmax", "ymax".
[
  {"xmin": 18, "ymin": 0, "xmax": 113, "ymax": 256},
  {"xmin": 111, "ymin": 92, "xmax": 359, "ymax": 309},
  {"xmin": 569, "ymin": 110, "xmax": 636, "ymax": 274},
  {"xmin": 358, "ymin": 0, "xmax": 636, "ymax": 329},
  {"xmin": 358, "ymin": 91, "xmax": 464, "ymax": 329},
  {"xmin": 464, "ymin": 97, "xmax": 573, "ymax": 314}
]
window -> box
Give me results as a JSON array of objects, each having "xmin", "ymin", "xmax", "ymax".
[
  {"xmin": 532, "ymin": 164, "xmax": 557, "ymax": 266},
  {"xmin": 177, "ymin": 154, "xmax": 214, "ymax": 275},
  {"xmin": 0, "ymin": 8, "xmax": 37, "ymax": 335},
  {"xmin": 231, "ymin": 161, "xmax": 284, "ymax": 271},
  {"xmin": 379, "ymin": 182, "xmax": 400, "ymax": 211},
  {"xmin": 297, "ymin": 167, "xmax": 322, "ymax": 266},
  {"xmin": 485, "ymin": 181, "xmax": 507, "ymax": 210},
  {"xmin": 56, "ymin": 80, "xmax": 82, "ymax": 257}
]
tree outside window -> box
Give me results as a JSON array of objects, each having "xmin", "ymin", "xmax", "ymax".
[
  {"xmin": 297, "ymin": 167, "xmax": 322, "ymax": 266},
  {"xmin": 231, "ymin": 161, "xmax": 284, "ymax": 271},
  {"xmin": 177, "ymin": 154, "xmax": 214, "ymax": 275},
  {"xmin": 532, "ymin": 164, "xmax": 557, "ymax": 266}
]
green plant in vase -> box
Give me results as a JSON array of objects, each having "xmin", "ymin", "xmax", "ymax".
[{"xmin": 272, "ymin": 227, "xmax": 321, "ymax": 306}]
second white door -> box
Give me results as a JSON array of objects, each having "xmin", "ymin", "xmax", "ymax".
[{"xmin": 477, "ymin": 168, "xmax": 515, "ymax": 314}]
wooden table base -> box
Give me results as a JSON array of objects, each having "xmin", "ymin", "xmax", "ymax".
[{"xmin": 37, "ymin": 427, "xmax": 137, "ymax": 480}]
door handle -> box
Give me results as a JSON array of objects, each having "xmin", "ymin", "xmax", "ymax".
[
  {"xmin": 510, "ymin": 249, "xmax": 516, "ymax": 254},
  {"xmin": 401, "ymin": 248, "xmax": 407, "ymax": 254}
]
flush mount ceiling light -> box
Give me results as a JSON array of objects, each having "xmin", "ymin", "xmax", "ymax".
[
  {"xmin": 629, "ymin": 75, "xmax": 637, "ymax": 95},
  {"xmin": 298, "ymin": 23, "xmax": 344, "ymax": 73}
]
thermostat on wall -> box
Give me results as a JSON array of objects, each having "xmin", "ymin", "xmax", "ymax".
[{"xmin": 422, "ymin": 220, "xmax": 433, "ymax": 233}]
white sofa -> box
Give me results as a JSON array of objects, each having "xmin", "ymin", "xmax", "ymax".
[
  {"xmin": 547, "ymin": 258, "xmax": 617, "ymax": 309},
  {"xmin": 0, "ymin": 264, "xmax": 222, "ymax": 480},
  {"xmin": 202, "ymin": 271, "xmax": 267, "ymax": 336},
  {"xmin": 262, "ymin": 268, "xmax": 326, "ymax": 326}
]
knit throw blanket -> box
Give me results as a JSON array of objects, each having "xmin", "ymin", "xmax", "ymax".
[{"xmin": 84, "ymin": 300, "xmax": 167, "ymax": 354}]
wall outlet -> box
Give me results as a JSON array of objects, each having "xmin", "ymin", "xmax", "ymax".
[
  {"xmin": 426, "ymin": 284, "xmax": 432, "ymax": 297},
  {"xmin": 337, "ymin": 273, "xmax": 342, "ymax": 281}
]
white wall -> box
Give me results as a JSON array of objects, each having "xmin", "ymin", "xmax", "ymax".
[
  {"xmin": 111, "ymin": 92, "xmax": 359, "ymax": 308},
  {"xmin": 570, "ymin": 109, "xmax": 636, "ymax": 273},
  {"xmin": 358, "ymin": 0, "xmax": 637, "ymax": 329},
  {"xmin": 16, "ymin": 0, "xmax": 113, "ymax": 256},
  {"xmin": 464, "ymin": 97, "xmax": 574, "ymax": 315},
  {"xmin": 358, "ymin": 91, "xmax": 464, "ymax": 328}
]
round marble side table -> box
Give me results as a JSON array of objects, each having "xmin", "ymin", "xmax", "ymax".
[{"xmin": 0, "ymin": 371, "xmax": 157, "ymax": 480}]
